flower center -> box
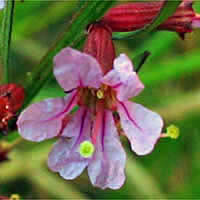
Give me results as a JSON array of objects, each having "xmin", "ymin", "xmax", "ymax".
[{"xmin": 77, "ymin": 85, "xmax": 118, "ymax": 111}]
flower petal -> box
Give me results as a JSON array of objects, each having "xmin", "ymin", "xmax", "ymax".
[
  {"xmin": 117, "ymin": 101, "xmax": 163, "ymax": 155},
  {"xmin": 48, "ymin": 107, "xmax": 92, "ymax": 179},
  {"xmin": 192, "ymin": 14, "xmax": 200, "ymax": 28},
  {"xmin": 17, "ymin": 91, "xmax": 77, "ymax": 142},
  {"xmin": 54, "ymin": 47, "xmax": 103, "ymax": 91},
  {"xmin": 88, "ymin": 109, "xmax": 126, "ymax": 190},
  {"xmin": 0, "ymin": 0, "xmax": 5, "ymax": 9},
  {"xmin": 102, "ymin": 54, "xmax": 144, "ymax": 101}
]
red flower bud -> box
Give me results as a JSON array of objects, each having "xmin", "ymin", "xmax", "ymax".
[
  {"xmin": 0, "ymin": 84, "xmax": 25, "ymax": 132},
  {"xmin": 102, "ymin": 1, "xmax": 164, "ymax": 32},
  {"xmin": 158, "ymin": 0, "xmax": 199, "ymax": 39},
  {"xmin": 101, "ymin": 0, "xmax": 200, "ymax": 38},
  {"xmin": 83, "ymin": 22, "xmax": 116, "ymax": 74}
]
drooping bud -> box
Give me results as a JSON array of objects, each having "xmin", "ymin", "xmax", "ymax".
[
  {"xmin": 83, "ymin": 22, "xmax": 116, "ymax": 74},
  {"xmin": 101, "ymin": 0, "xmax": 200, "ymax": 39},
  {"xmin": 79, "ymin": 140, "xmax": 95, "ymax": 158},
  {"xmin": 158, "ymin": 0, "xmax": 199, "ymax": 39},
  {"xmin": 102, "ymin": 1, "xmax": 164, "ymax": 32}
]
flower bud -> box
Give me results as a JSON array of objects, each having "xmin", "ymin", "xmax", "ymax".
[
  {"xmin": 83, "ymin": 22, "xmax": 116, "ymax": 74},
  {"xmin": 102, "ymin": 1, "xmax": 164, "ymax": 32},
  {"xmin": 158, "ymin": 0, "xmax": 200, "ymax": 39},
  {"xmin": 101, "ymin": 0, "xmax": 200, "ymax": 39}
]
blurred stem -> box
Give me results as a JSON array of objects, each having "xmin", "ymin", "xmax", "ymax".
[
  {"xmin": 126, "ymin": 157, "xmax": 165, "ymax": 198},
  {"xmin": 15, "ymin": 1, "xmax": 77, "ymax": 37},
  {"xmin": 0, "ymin": 145, "xmax": 88, "ymax": 199},
  {"xmin": 131, "ymin": 32, "xmax": 176, "ymax": 62},
  {"xmin": 157, "ymin": 88, "xmax": 200, "ymax": 122},
  {"xmin": 1, "ymin": 0, "xmax": 15, "ymax": 83},
  {"xmin": 29, "ymin": 168, "xmax": 88, "ymax": 200}
]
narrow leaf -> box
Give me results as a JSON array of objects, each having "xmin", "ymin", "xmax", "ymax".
[
  {"xmin": 133, "ymin": 51, "xmax": 151, "ymax": 73},
  {"xmin": 1, "ymin": 0, "xmax": 15, "ymax": 83},
  {"xmin": 112, "ymin": 0, "xmax": 182, "ymax": 40}
]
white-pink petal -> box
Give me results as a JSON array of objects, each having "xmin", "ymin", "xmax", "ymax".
[
  {"xmin": 54, "ymin": 47, "xmax": 103, "ymax": 91},
  {"xmin": 48, "ymin": 107, "xmax": 92, "ymax": 179},
  {"xmin": 117, "ymin": 101, "xmax": 163, "ymax": 155},
  {"xmin": 17, "ymin": 91, "xmax": 77, "ymax": 142},
  {"xmin": 88, "ymin": 110, "xmax": 126, "ymax": 190},
  {"xmin": 48, "ymin": 138, "xmax": 89, "ymax": 179},
  {"xmin": 0, "ymin": 0, "xmax": 5, "ymax": 9},
  {"xmin": 102, "ymin": 54, "xmax": 144, "ymax": 101},
  {"xmin": 114, "ymin": 54, "xmax": 134, "ymax": 73}
]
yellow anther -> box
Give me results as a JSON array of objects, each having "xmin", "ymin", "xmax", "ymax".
[
  {"xmin": 166, "ymin": 125, "xmax": 180, "ymax": 139},
  {"xmin": 10, "ymin": 194, "xmax": 20, "ymax": 200},
  {"xmin": 97, "ymin": 89, "xmax": 104, "ymax": 99},
  {"xmin": 79, "ymin": 141, "xmax": 95, "ymax": 158}
]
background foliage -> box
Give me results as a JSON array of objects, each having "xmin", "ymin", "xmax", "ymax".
[{"xmin": 0, "ymin": 0, "xmax": 200, "ymax": 199}]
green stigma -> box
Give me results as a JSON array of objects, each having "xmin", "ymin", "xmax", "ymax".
[
  {"xmin": 79, "ymin": 141, "xmax": 95, "ymax": 158},
  {"xmin": 166, "ymin": 125, "xmax": 180, "ymax": 139}
]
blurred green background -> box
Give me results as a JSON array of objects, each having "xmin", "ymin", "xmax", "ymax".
[{"xmin": 0, "ymin": 0, "xmax": 200, "ymax": 199}]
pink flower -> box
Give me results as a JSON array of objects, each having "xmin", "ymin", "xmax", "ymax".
[{"xmin": 17, "ymin": 47, "xmax": 163, "ymax": 189}]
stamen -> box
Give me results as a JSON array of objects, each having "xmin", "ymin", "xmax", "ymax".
[
  {"xmin": 161, "ymin": 125, "xmax": 180, "ymax": 139},
  {"xmin": 79, "ymin": 141, "xmax": 95, "ymax": 158},
  {"xmin": 97, "ymin": 89, "xmax": 104, "ymax": 99}
]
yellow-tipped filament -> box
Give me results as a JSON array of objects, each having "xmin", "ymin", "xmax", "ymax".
[
  {"xmin": 79, "ymin": 141, "xmax": 95, "ymax": 158},
  {"xmin": 97, "ymin": 89, "xmax": 104, "ymax": 99},
  {"xmin": 166, "ymin": 125, "xmax": 180, "ymax": 139}
]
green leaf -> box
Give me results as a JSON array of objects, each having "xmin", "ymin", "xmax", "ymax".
[
  {"xmin": 140, "ymin": 49, "xmax": 200, "ymax": 87},
  {"xmin": 133, "ymin": 51, "xmax": 151, "ymax": 73},
  {"xmin": 0, "ymin": 0, "xmax": 15, "ymax": 83},
  {"xmin": 112, "ymin": 0, "xmax": 182, "ymax": 40}
]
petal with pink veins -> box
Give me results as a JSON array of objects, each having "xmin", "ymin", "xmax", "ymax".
[
  {"xmin": 54, "ymin": 47, "xmax": 103, "ymax": 91},
  {"xmin": 117, "ymin": 101, "xmax": 163, "ymax": 155},
  {"xmin": 48, "ymin": 107, "xmax": 92, "ymax": 180},
  {"xmin": 17, "ymin": 91, "xmax": 77, "ymax": 142},
  {"xmin": 102, "ymin": 54, "xmax": 144, "ymax": 101},
  {"xmin": 88, "ymin": 109, "xmax": 126, "ymax": 190}
]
